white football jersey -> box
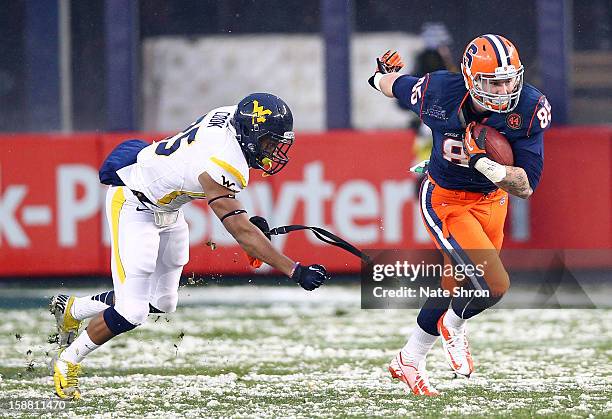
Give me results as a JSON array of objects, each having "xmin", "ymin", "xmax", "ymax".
[{"xmin": 117, "ymin": 106, "xmax": 249, "ymax": 211}]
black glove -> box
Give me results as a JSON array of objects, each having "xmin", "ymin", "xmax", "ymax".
[
  {"xmin": 249, "ymin": 216, "xmax": 271, "ymax": 240},
  {"xmin": 291, "ymin": 263, "xmax": 329, "ymax": 291}
]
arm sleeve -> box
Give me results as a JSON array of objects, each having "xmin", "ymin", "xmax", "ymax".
[
  {"xmin": 392, "ymin": 74, "xmax": 429, "ymax": 116},
  {"xmin": 512, "ymin": 131, "xmax": 544, "ymax": 191}
]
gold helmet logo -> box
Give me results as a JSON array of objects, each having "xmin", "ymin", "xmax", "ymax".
[{"xmin": 251, "ymin": 100, "xmax": 272, "ymax": 124}]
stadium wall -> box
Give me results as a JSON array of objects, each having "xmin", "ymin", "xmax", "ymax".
[
  {"xmin": 0, "ymin": 128, "xmax": 610, "ymax": 276},
  {"xmin": 141, "ymin": 33, "xmax": 425, "ymax": 132}
]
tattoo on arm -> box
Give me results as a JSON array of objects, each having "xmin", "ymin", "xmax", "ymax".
[{"xmin": 496, "ymin": 166, "xmax": 533, "ymax": 199}]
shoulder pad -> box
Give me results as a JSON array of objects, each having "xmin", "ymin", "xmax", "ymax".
[
  {"xmin": 501, "ymin": 84, "xmax": 551, "ymax": 137},
  {"xmin": 207, "ymin": 151, "xmax": 249, "ymax": 193},
  {"xmin": 425, "ymin": 71, "xmax": 466, "ymax": 98},
  {"xmin": 522, "ymin": 85, "xmax": 551, "ymax": 136},
  {"xmin": 420, "ymin": 71, "xmax": 466, "ymax": 120}
]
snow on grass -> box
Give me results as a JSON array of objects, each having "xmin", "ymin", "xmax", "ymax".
[{"xmin": 0, "ymin": 285, "xmax": 610, "ymax": 418}]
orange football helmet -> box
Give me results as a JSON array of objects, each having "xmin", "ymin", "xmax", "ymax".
[{"xmin": 461, "ymin": 34, "xmax": 524, "ymax": 112}]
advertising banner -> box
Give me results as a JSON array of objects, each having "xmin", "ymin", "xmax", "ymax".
[{"xmin": 0, "ymin": 128, "xmax": 610, "ymax": 276}]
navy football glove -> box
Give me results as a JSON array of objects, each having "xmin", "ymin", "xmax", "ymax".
[{"xmin": 291, "ymin": 263, "xmax": 329, "ymax": 291}]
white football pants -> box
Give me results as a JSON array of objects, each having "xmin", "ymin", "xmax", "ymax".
[{"xmin": 105, "ymin": 186, "xmax": 189, "ymax": 326}]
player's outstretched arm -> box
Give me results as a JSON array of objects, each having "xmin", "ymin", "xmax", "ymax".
[
  {"xmin": 199, "ymin": 172, "xmax": 293, "ymax": 274},
  {"xmin": 199, "ymin": 172, "xmax": 329, "ymax": 290},
  {"xmin": 368, "ymin": 50, "xmax": 405, "ymax": 97}
]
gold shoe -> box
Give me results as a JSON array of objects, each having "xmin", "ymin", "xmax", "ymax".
[
  {"xmin": 52, "ymin": 349, "xmax": 82, "ymax": 400},
  {"xmin": 49, "ymin": 295, "xmax": 82, "ymax": 346}
]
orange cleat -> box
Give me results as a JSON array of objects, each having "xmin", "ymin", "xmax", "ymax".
[
  {"xmin": 437, "ymin": 311, "xmax": 474, "ymax": 377},
  {"xmin": 388, "ymin": 353, "xmax": 439, "ymax": 396}
]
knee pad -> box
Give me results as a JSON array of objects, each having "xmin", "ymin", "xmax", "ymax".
[
  {"xmin": 103, "ymin": 307, "xmax": 137, "ymax": 335},
  {"xmin": 149, "ymin": 265, "xmax": 182, "ymax": 313},
  {"xmin": 151, "ymin": 293, "xmax": 178, "ymax": 313},
  {"xmin": 112, "ymin": 301, "xmax": 150, "ymax": 328}
]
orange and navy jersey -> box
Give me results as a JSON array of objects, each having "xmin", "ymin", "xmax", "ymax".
[{"xmin": 393, "ymin": 71, "xmax": 550, "ymax": 193}]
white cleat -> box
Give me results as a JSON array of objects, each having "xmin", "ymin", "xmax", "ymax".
[
  {"xmin": 388, "ymin": 353, "xmax": 439, "ymax": 396},
  {"xmin": 437, "ymin": 311, "xmax": 474, "ymax": 377}
]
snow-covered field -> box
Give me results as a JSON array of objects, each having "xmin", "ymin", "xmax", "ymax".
[{"xmin": 0, "ymin": 285, "xmax": 610, "ymax": 418}]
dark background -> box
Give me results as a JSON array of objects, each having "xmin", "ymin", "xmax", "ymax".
[{"xmin": 1, "ymin": 0, "xmax": 610, "ymax": 131}]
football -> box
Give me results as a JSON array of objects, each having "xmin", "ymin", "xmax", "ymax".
[{"xmin": 472, "ymin": 123, "xmax": 514, "ymax": 166}]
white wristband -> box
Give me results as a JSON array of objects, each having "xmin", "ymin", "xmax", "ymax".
[
  {"xmin": 474, "ymin": 157, "xmax": 507, "ymax": 183},
  {"xmin": 373, "ymin": 73, "xmax": 384, "ymax": 91}
]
